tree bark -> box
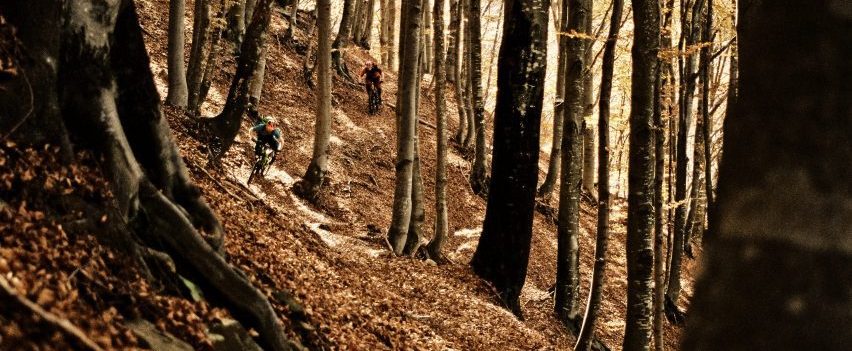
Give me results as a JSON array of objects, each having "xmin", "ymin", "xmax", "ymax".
[
  {"xmin": 445, "ymin": 0, "xmax": 461, "ymax": 83},
  {"xmin": 427, "ymin": 0, "xmax": 449, "ymax": 261},
  {"xmin": 187, "ymin": 0, "xmax": 211, "ymax": 115},
  {"xmin": 209, "ymin": 0, "xmax": 276, "ymax": 162},
  {"xmin": 332, "ymin": 0, "xmax": 356, "ymax": 79},
  {"xmin": 580, "ymin": 8, "xmax": 595, "ymax": 196},
  {"xmin": 166, "ymin": 0, "xmax": 189, "ymax": 107},
  {"xmin": 666, "ymin": 0, "xmax": 704, "ymax": 319},
  {"xmin": 358, "ymin": 0, "xmax": 376, "ymax": 48},
  {"xmin": 623, "ymin": 0, "xmax": 659, "ymax": 348},
  {"xmin": 294, "ymin": 0, "xmax": 332, "ymax": 200},
  {"xmin": 574, "ymin": 1, "xmax": 622, "ymax": 349},
  {"xmin": 248, "ymin": 45, "xmax": 269, "ymax": 106},
  {"xmin": 682, "ymin": 1, "xmax": 851, "ymax": 349},
  {"xmin": 468, "ymin": 0, "xmax": 488, "ymax": 195},
  {"xmin": 227, "ymin": 0, "xmax": 247, "ymax": 49},
  {"xmin": 555, "ymin": 0, "xmax": 590, "ymax": 330},
  {"xmin": 386, "ymin": 0, "xmax": 424, "ymax": 255},
  {"xmin": 536, "ymin": 0, "xmax": 569, "ymax": 198},
  {"xmin": 700, "ymin": 0, "xmax": 714, "ymax": 224},
  {"xmin": 470, "ymin": 0, "xmax": 549, "ymax": 318}
]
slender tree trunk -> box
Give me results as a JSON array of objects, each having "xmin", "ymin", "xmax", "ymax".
[
  {"xmin": 351, "ymin": 0, "xmax": 365, "ymax": 44},
  {"xmin": 700, "ymin": 0, "xmax": 714, "ymax": 228},
  {"xmin": 166, "ymin": 0, "xmax": 189, "ymax": 106},
  {"xmin": 470, "ymin": 0, "xmax": 549, "ymax": 318},
  {"xmin": 198, "ymin": 1, "xmax": 226, "ymax": 109},
  {"xmin": 427, "ymin": 0, "xmax": 448, "ymax": 261},
  {"xmin": 537, "ymin": 0, "xmax": 569, "ymax": 198},
  {"xmin": 209, "ymin": 0, "xmax": 276, "ymax": 162},
  {"xmin": 358, "ymin": 0, "xmax": 376, "ymax": 48},
  {"xmin": 421, "ymin": 0, "xmax": 433, "ymax": 74},
  {"xmin": 187, "ymin": 0, "xmax": 211, "ymax": 115},
  {"xmin": 387, "ymin": 0, "xmax": 423, "ymax": 255},
  {"xmin": 582, "ymin": 123, "xmax": 595, "ymax": 194},
  {"xmin": 248, "ymin": 45, "xmax": 269, "ymax": 106},
  {"xmin": 684, "ymin": 100, "xmax": 706, "ymax": 254},
  {"xmin": 623, "ymin": 0, "xmax": 659, "ymax": 348},
  {"xmin": 580, "ymin": 8, "xmax": 595, "ymax": 196},
  {"xmin": 294, "ymin": 0, "xmax": 332, "ymax": 200},
  {"xmin": 555, "ymin": 0, "xmax": 590, "ymax": 330},
  {"xmin": 332, "ymin": 0, "xmax": 356, "ymax": 78},
  {"xmin": 468, "ymin": 0, "xmax": 488, "ymax": 195},
  {"xmin": 228, "ymin": 0, "xmax": 247, "ymax": 49},
  {"xmin": 385, "ymin": 0, "xmax": 397, "ymax": 69},
  {"xmin": 245, "ymin": 0, "xmax": 258, "ymax": 23},
  {"xmin": 446, "ymin": 0, "xmax": 460, "ymax": 83},
  {"xmin": 654, "ymin": 1, "xmax": 675, "ymax": 349},
  {"xmin": 574, "ymin": 1, "xmax": 622, "ymax": 349},
  {"xmin": 682, "ymin": 1, "xmax": 851, "ymax": 349},
  {"xmin": 380, "ymin": 0, "xmax": 390, "ymax": 64},
  {"xmin": 666, "ymin": 0, "xmax": 704, "ymax": 319},
  {"xmin": 285, "ymin": 0, "xmax": 299, "ymax": 40},
  {"xmin": 462, "ymin": 37, "xmax": 476, "ymax": 149}
]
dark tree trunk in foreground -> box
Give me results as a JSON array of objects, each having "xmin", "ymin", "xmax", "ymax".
[
  {"xmin": 682, "ymin": 1, "xmax": 851, "ymax": 349},
  {"xmin": 0, "ymin": 1, "xmax": 301, "ymax": 350},
  {"xmin": 387, "ymin": 0, "xmax": 424, "ymax": 255},
  {"xmin": 209, "ymin": 0, "xmax": 275, "ymax": 162},
  {"xmin": 470, "ymin": 0, "xmax": 548, "ymax": 318},
  {"xmin": 574, "ymin": 0, "xmax": 623, "ymax": 349},
  {"xmin": 427, "ymin": 0, "xmax": 449, "ymax": 262},
  {"xmin": 555, "ymin": 0, "xmax": 590, "ymax": 330},
  {"xmin": 294, "ymin": 0, "xmax": 332, "ymax": 200},
  {"xmin": 537, "ymin": 0, "xmax": 569, "ymax": 198},
  {"xmin": 468, "ymin": 0, "xmax": 489, "ymax": 195},
  {"xmin": 166, "ymin": 0, "xmax": 189, "ymax": 106},
  {"xmin": 623, "ymin": 0, "xmax": 659, "ymax": 349}
]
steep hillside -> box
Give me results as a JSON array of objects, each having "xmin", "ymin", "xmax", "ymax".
[{"xmin": 1, "ymin": 0, "xmax": 699, "ymax": 350}]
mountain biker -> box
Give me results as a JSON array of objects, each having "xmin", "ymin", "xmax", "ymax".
[
  {"xmin": 250, "ymin": 110, "xmax": 283, "ymax": 156},
  {"xmin": 359, "ymin": 60, "xmax": 383, "ymax": 104}
]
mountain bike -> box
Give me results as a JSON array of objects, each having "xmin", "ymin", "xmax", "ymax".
[
  {"xmin": 366, "ymin": 83, "xmax": 382, "ymax": 115},
  {"xmin": 247, "ymin": 141, "xmax": 277, "ymax": 184}
]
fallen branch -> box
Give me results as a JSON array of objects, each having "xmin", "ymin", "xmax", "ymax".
[
  {"xmin": 0, "ymin": 275, "xmax": 105, "ymax": 351},
  {"xmin": 418, "ymin": 119, "xmax": 437, "ymax": 130}
]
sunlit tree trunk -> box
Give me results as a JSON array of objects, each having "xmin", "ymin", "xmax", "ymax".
[
  {"xmin": 387, "ymin": 0, "xmax": 424, "ymax": 255},
  {"xmin": 470, "ymin": 0, "xmax": 549, "ymax": 318},
  {"xmin": 248, "ymin": 45, "xmax": 269, "ymax": 105},
  {"xmin": 468, "ymin": 0, "xmax": 488, "ymax": 195},
  {"xmin": 699, "ymin": 0, "xmax": 714, "ymax": 224},
  {"xmin": 294, "ymin": 0, "xmax": 332, "ymax": 200},
  {"xmin": 166, "ymin": 0, "xmax": 189, "ymax": 106},
  {"xmin": 555, "ymin": 0, "xmax": 590, "ymax": 330},
  {"xmin": 332, "ymin": 0, "xmax": 356, "ymax": 78},
  {"xmin": 574, "ymin": 1, "xmax": 622, "ymax": 349},
  {"xmin": 623, "ymin": 0, "xmax": 659, "ymax": 348},
  {"xmin": 227, "ymin": 0, "xmax": 246, "ymax": 48},
  {"xmin": 445, "ymin": 0, "xmax": 461, "ymax": 83},
  {"xmin": 427, "ymin": 0, "xmax": 449, "ymax": 261},
  {"xmin": 358, "ymin": 0, "xmax": 376, "ymax": 48},
  {"xmin": 682, "ymin": 1, "xmax": 851, "ymax": 349},
  {"xmin": 187, "ymin": 0, "xmax": 211, "ymax": 115},
  {"xmin": 580, "ymin": 9, "xmax": 595, "ymax": 196},
  {"xmin": 537, "ymin": 0, "xmax": 569, "ymax": 198}
]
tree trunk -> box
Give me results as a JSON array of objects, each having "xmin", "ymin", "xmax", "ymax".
[
  {"xmin": 682, "ymin": 1, "xmax": 851, "ymax": 349},
  {"xmin": 623, "ymin": 0, "xmax": 659, "ymax": 349},
  {"xmin": 248, "ymin": 45, "xmax": 269, "ymax": 106},
  {"xmin": 382, "ymin": 0, "xmax": 397, "ymax": 69},
  {"xmin": 166, "ymin": 0, "xmax": 189, "ymax": 106},
  {"xmin": 470, "ymin": 0, "xmax": 549, "ymax": 318},
  {"xmin": 653, "ymin": 1, "xmax": 675, "ymax": 349},
  {"xmin": 380, "ymin": 0, "xmax": 390, "ymax": 64},
  {"xmin": 700, "ymin": 0, "xmax": 714, "ymax": 225},
  {"xmin": 332, "ymin": 0, "xmax": 356, "ymax": 79},
  {"xmin": 227, "ymin": 0, "xmax": 247, "ymax": 49},
  {"xmin": 468, "ymin": 0, "xmax": 488, "ymax": 195},
  {"xmin": 350, "ymin": 0, "xmax": 365, "ymax": 44},
  {"xmin": 427, "ymin": 0, "xmax": 448, "ymax": 262},
  {"xmin": 209, "ymin": 0, "xmax": 276, "ymax": 162},
  {"xmin": 245, "ymin": 0, "xmax": 259, "ymax": 24},
  {"xmin": 387, "ymin": 0, "xmax": 424, "ymax": 255},
  {"xmin": 285, "ymin": 0, "xmax": 299, "ymax": 40},
  {"xmin": 555, "ymin": 0, "xmax": 590, "ymax": 330},
  {"xmin": 187, "ymin": 0, "xmax": 211, "ymax": 115},
  {"xmin": 462, "ymin": 39, "xmax": 476, "ymax": 149},
  {"xmin": 582, "ymin": 123, "xmax": 595, "ymax": 195},
  {"xmin": 574, "ymin": 1, "xmax": 622, "ymax": 350},
  {"xmin": 294, "ymin": 0, "xmax": 332, "ymax": 200},
  {"xmin": 445, "ymin": 0, "xmax": 461, "ymax": 83},
  {"xmin": 684, "ymin": 100, "xmax": 706, "ymax": 254},
  {"xmin": 403, "ymin": 40, "xmax": 426, "ymax": 255},
  {"xmin": 422, "ymin": 0, "xmax": 433, "ymax": 75},
  {"xmin": 580, "ymin": 9, "xmax": 595, "ymax": 197},
  {"xmin": 358, "ymin": 0, "xmax": 376, "ymax": 48},
  {"xmin": 666, "ymin": 0, "xmax": 704, "ymax": 319},
  {"xmin": 197, "ymin": 1, "xmax": 226, "ymax": 111},
  {"xmin": 537, "ymin": 0, "xmax": 569, "ymax": 198}
]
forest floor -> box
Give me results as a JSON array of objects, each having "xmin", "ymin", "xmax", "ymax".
[{"xmin": 0, "ymin": 0, "xmax": 699, "ymax": 350}]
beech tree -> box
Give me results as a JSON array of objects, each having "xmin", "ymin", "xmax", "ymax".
[
  {"xmin": 682, "ymin": 1, "xmax": 850, "ymax": 349},
  {"xmin": 536, "ymin": 0, "xmax": 569, "ymax": 198},
  {"xmin": 187, "ymin": 0, "xmax": 211, "ymax": 115},
  {"xmin": 555, "ymin": 0, "xmax": 590, "ymax": 330},
  {"xmin": 623, "ymin": 0, "xmax": 659, "ymax": 349},
  {"xmin": 166, "ymin": 0, "xmax": 189, "ymax": 106},
  {"xmin": 427, "ymin": 0, "xmax": 449, "ymax": 261},
  {"xmin": 0, "ymin": 1, "xmax": 301, "ymax": 349},
  {"xmin": 294, "ymin": 0, "xmax": 333, "ymax": 200},
  {"xmin": 332, "ymin": 0, "xmax": 356, "ymax": 79},
  {"xmin": 470, "ymin": 0, "xmax": 548, "ymax": 318},
  {"xmin": 467, "ymin": 0, "xmax": 488, "ymax": 195},
  {"xmin": 387, "ymin": 0, "xmax": 424, "ymax": 255},
  {"xmin": 574, "ymin": 0, "xmax": 623, "ymax": 349}
]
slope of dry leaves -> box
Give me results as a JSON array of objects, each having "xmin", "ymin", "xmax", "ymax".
[{"xmin": 1, "ymin": 0, "xmax": 699, "ymax": 349}]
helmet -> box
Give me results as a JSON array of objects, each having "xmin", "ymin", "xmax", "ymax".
[
  {"xmin": 263, "ymin": 116, "xmax": 277, "ymax": 125},
  {"xmin": 365, "ymin": 60, "xmax": 373, "ymax": 66}
]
